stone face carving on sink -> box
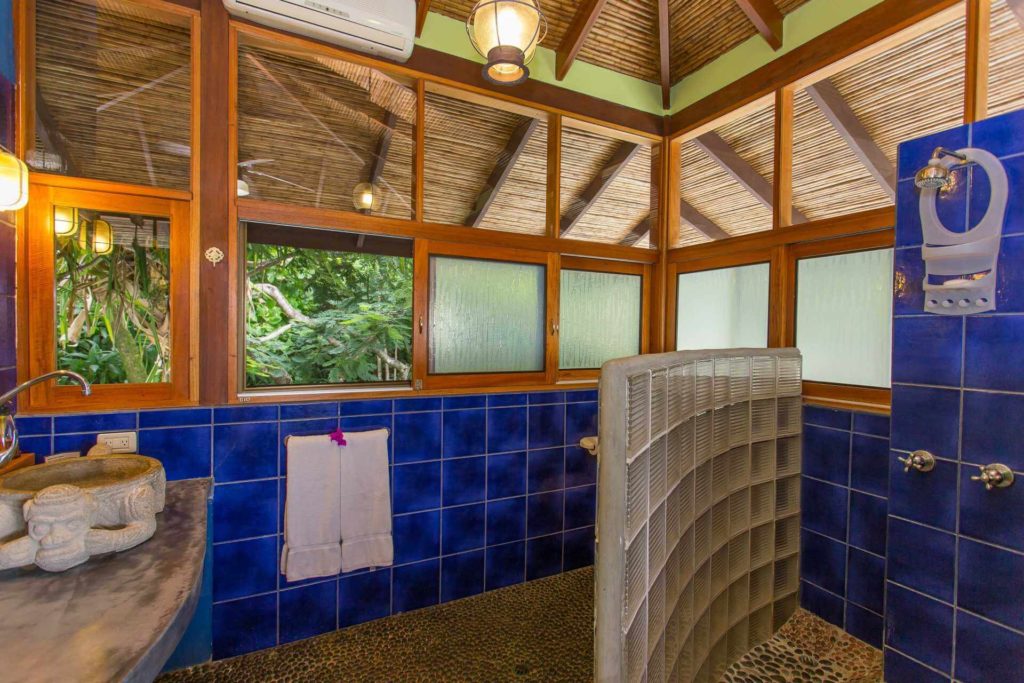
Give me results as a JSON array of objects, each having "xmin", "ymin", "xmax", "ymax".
[{"xmin": 0, "ymin": 454, "xmax": 165, "ymax": 572}]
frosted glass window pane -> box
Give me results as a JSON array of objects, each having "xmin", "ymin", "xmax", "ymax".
[
  {"xmin": 560, "ymin": 269, "xmax": 641, "ymax": 369},
  {"xmin": 430, "ymin": 256, "xmax": 545, "ymax": 374},
  {"xmin": 796, "ymin": 249, "xmax": 893, "ymax": 387},
  {"xmin": 676, "ymin": 264, "xmax": 769, "ymax": 350}
]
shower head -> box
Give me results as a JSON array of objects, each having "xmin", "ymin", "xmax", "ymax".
[{"xmin": 915, "ymin": 147, "xmax": 969, "ymax": 191}]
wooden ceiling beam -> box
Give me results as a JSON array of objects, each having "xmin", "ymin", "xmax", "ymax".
[
  {"xmin": 658, "ymin": 0, "xmax": 671, "ymax": 109},
  {"xmin": 465, "ymin": 116, "xmax": 540, "ymax": 227},
  {"xmin": 693, "ymin": 131, "xmax": 807, "ymax": 223},
  {"xmin": 805, "ymin": 78, "xmax": 896, "ymax": 201},
  {"xmin": 560, "ymin": 141, "xmax": 641, "ymax": 236},
  {"xmin": 367, "ymin": 111, "xmax": 398, "ymax": 185},
  {"xmin": 416, "ymin": 0, "xmax": 432, "ymax": 38},
  {"xmin": 732, "ymin": 0, "xmax": 785, "ymax": 50},
  {"xmin": 620, "ymin": 198, "xmax": 730, "ymax": 245},
  {"xmin": 555, "ymin": 0, "xmax": 611, "ymax": 81},
  {"xmin": 620, "ymin": 214, "xmax": 653, "ymax": 246}
]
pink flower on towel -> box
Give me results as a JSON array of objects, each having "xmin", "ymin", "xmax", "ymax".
[{"xmin": 330, "ymin": 428, "xmax": 347, "ymax": 447}]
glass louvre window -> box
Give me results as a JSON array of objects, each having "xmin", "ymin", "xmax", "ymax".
[
  {"xmin": 676, "ymin": 264, "xmax": 770, "ymax": 350},
  {"xmin": 243, "ymin": 224, "xmax": 413, "ymax": 388},
  {"xmin": 429, "ymin": 256, "xmax": 545, "ymax": 374},
  {"xmin": 796, "ymin": 249, "xmax": 893, "ymax": 388},
  {"xmin": 54, "ymin": 208, "xmax": 171, "ymax": 384},
  {"xmin": 31, "ymin": 0, "xmax": 192, "ymax": 188},
  {"xmin": 559, "ymin": 269, "xmax": 641, "ymax": 369}
]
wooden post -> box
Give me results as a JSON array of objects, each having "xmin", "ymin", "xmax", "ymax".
[
  {"xmin": 965, "ymin": 0, "xmax": 990, "ymax": 123},
  {"xmin": 772, "ymin": 86, "xmax": 795, "ymax": 230}
]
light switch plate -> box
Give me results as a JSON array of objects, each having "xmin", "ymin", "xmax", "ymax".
[{"xmin": 97, "ymin": 431, "xmax": 137, "ymax": 453}]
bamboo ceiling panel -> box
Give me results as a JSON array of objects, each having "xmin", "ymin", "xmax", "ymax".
[
  {"xmin": 431, "ymin": 0, "xmax": 577, "ymax": 53},
  {"xmin": 423, "ymin": 90, "xmax": 547, "ymax": 233},
  {"xmin": 987, "ymin": 0, "xmax": 1024, "ymax": 118},
  {"xmin": 560, "ymin": 126, "xmax": 654, "ymax": 246},
  {"xmin": 668, "ymin": 0, "xmax": 810, "ymax": 83},
  {"xmin": 31, "ymin": 0, "xmax": 192, "ymax": 190},
  {"xmin": 237, "ymin": 42, "xmax": 415, "ymax": 219},
  {"xmin": 576, "ymin": 0, "xmax": 661, "ymax": 83}
]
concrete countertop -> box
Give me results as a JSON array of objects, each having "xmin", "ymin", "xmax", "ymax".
[{"xmin": 0, "ymin": 478, "xmax": 211, "ymax": 683}]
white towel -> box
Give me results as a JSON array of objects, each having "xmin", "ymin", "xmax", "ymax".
[
  {"xmin": 281, "ymin": 434, "xmax": 343, "ymax": 582},
  {"xmin": 338, "ymin": 428, "xmax": 394, "ymax": 572}
]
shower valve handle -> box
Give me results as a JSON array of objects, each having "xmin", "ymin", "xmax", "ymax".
[
  {"xmin": 971, "ymin": 464, "xmax": 1014, "ymax": 490},
  {"xmin": 898, "ymin": 450, "xmax": 935, "ymax": 473}
]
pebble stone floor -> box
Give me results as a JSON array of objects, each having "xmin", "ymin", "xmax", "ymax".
[{"xmin": 160, "ymin": 568, "xmax": 882, "ymax": 682}]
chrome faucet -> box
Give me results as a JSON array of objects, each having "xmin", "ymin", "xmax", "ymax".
[{"xmin": 0, "ymin": 370, "xmax": 92, "ymax": 468}]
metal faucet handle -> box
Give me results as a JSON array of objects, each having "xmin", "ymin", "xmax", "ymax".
[
  {"xmin": 898, "ymin": 450, "xmax": 936, "ymax": 473},
  {"xmin": 971, "ymin": 463, "xmax": 1014, "ymax": 490}
]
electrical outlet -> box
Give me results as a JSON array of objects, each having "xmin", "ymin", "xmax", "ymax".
[{"xmin": 97, "ymin": 431, "xmax": 137, "ymax": 454}]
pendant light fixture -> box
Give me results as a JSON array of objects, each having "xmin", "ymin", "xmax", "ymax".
[
  {"xmin": 0, "ymin": 148, "xmax": 29, "ymax": 211},
  {"xmin": 53, "ymin": 206, "xmax": 80, "ymax": 237},
  {"xmin": 91, "ymin": 218, "xmax": 114, "ymax": 255},
  {"xmin": 352, "ymin": 181, "xmax": 381, "ymax": 212},
  {"xmin": 466, "ymin": 0, "xmax": 546, "ymax": 86}
]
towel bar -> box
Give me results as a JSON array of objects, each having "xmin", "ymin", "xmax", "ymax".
[{"xmin": 283, "ymin": 427, "xmax": 391, "ymax": 447}]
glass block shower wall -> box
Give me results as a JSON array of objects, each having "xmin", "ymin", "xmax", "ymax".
[{"xmin": 595, "ymin": 349, "xmax": 803, "ymax": 682}]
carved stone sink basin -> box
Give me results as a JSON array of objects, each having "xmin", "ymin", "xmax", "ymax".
[{"xmin": 0, "ymin": 454, "xmax": 165, "ymax": 572}]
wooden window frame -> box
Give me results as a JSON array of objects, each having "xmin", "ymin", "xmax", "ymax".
[
  {"xmin": 557, "ymin": 256, "xmax": 652, "ymax": 382},
  {"xmin": 19, "ymin": 181, "xmax": 195, "ymax": 411}
]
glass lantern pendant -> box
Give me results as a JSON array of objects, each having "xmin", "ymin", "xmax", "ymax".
[
  {"xmin": 0, "ymin": 149, "xmax": 29, "ymax": 211},
  {"xmin": 467, "ymin": 0, "xmax": 546, "ymax": 86}
]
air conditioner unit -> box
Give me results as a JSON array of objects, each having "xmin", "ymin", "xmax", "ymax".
[{"xmin": 224, "ymin": 0, "xmax": 416, "ymax": 62}]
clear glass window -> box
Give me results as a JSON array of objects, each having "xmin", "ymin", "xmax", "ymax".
[
  {"xmin": 559, "ymin": 269, "xmax": 642, "ymax": 369},
  {"xmin": 676, "ymin": 263, "xmax": 770, "ymax": 350}
]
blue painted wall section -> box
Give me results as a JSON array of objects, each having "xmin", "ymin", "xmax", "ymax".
[
  {"xmin": 885, "ymin": 108, "xmax": 1024, "ymax": 682},
  {"xmin": 799, "ymin": 405, "xmax": 890, "ymax": 649}
]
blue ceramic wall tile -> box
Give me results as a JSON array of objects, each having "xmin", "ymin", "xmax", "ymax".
[
  {"xmin": 884, "ymin": 649, "xmax": 948, "ymax": 683},
  {"xmin": 214, "ymin": 422, "xmax": 278, "ymax": 483},
  {"xmin": 959, "ymin": 465, "xmax": 1024, "ymax": 552},
  {"xmin": 139, "ymin": 407, "xmax": 211, "ymax": 428},
  {"xmin": 392, "ymin": 558, "xmax": 439, "ymax": 613},
  {"xmin": 527, "ymin": 447, "xmax": 564, "ymax": 493},
  {"xmin": 890, "ymin": 385, "xmax": 960, "ymax": 460},
  {"xmin": 485, "ymin": 541, "xmax": 525, "ymax": 590},
  {"xmin": 887, "ymin": 518, "xmax": 956, "ymax": 603},
  {"xmin": 213, "ymin": 405, "xmax": 278, "ymax": 423},
  {"xmin": 213, "ymin": 479, "xmax": 278, "ymax": 542},
  {"xmin": 442, "ymin": 456, "xmax": 485, "ymax": 506},
  {"xmin": 958, "ymin": 538, "xmax": 1024, "ymax": 631},
  {"xmin": 564, "ymin": 485, "xmax": 596, "ymax": 530},
  {"xmin": 442, "ymin": 409, "xmax": 486, "ymax": 458},
  {"xmin": 888, "ymin": 454, "xmax": 958, "ymax": 532},
  {"xmin": 564, "ymin": 389, "xmax": 598, "ymax": 402},
  {"xmin": 564, "ymin": 402, "xmax": 597, "ymax": 447},
  {"xmin": 15, "ymin": 416, "xmax": 51, "ymax": 436},
  {"xmin": 563, "ymin": 526, "xmax": 594, "ymax": 570},
  {"xmin": 803, "ymin": 425, "xmax": 851, "ymax": 486},
  {"xmin": 340, "ymin": 399, "xmax": 392, "ymax": 416},
  {"xmin": 393, "ymin": 411, "xmax": 441, "ymax": 464},
  {"xmin": 53, "ymin": 432, "xmax": 103, "ymax": 456},
  {"xmin": 54, "ymin": 411, "xmax": 135, "ymax": 434},
  {"xmin": 853, "ymin": 413, "xmax": 890, "ymax": 438},
  {"xmin": 279, "ymin": 581, "xmax": 337, "ymax": 644},
  {"xmin": 441, "ymin": 503, "xmax": 485, "ymax": 555},
  {"xmin": 338, "ymin": 569, "xmax": 390, "ymax": 627},
  {"xmin": 897, "ymin": 125, "xmax": 970, "ymax": 183},
  {"xmin": 999, "ymin": 155, "xmax": 1024, "ymax": 236},
  {"xmin": 528, "ymin": 404, "xmax": 565, "ymax": 449},
  {"xmin": 487, "ymin": 496, "xmax": 526, "ymax": 545},
  {"xmin": 846, "ymin": 547, "xmax": 885, "ymax": 614},
  {"xmin": 994, "ymin": 233, "xmax": 1024, "ymax": 312},
  {"xmin": 962, "ymin": 391, "xmax": 1024, "ymax": 469},
  {"xmin": 340, "ymin": 414, "xmax": 393, "ymax": 440},
  {"xmin": 139, "ymin": 426, "xmax": 212, "ymax": 481},
  {"xmin": 799, "ymin": 580, "xmax": 844, "ymax": 628},
  {"xmin": 954, "ymin": 611, "xmax": 1024, "ymax": 683},
  {"xmin": 393, "ymin": 510, "xmax": 440, "ymax": 565},
  {"xmin": 20, "ymin": 436, "xmax": 50, "ymax": 461},
  {"xmin": 280, "ymin": 402, "xmax": 337, "ymax": 420},
  {"xmin": 964, "ymin": 316, "xmax": 1024, "ymax": 392},
  {"xmin": 526, "ymin": 534, "xmax": 563, "ymax": 580},
  {"xmin": 885, "ymin": 583, "xmax": 954, "ymax": 673},
  {"xmin": 213, "ymin": 536, "xmax": 278, "ymax": 602},
  {"xmin": 848, "ymin": 491, "xmax": 888, "ymax": 557},
  {"xmin": 850, "ymin": 435, "xmax": 890, "ymax": 498},
  {"xmin": 800, "ymin": 478, "xmax": 848, "ymax": 541},
  {"xmin": 392, "ymin": 461, "xmax": 441, "ymax": 514},
  {"xmin": 486, "ymin": 407, "xmax": 527, "ymax": 453},
  {"xmin": 804, "ymin": 406, "xmax": 852, "ymax": 430},
  {"xmin": 893, "ymin": 247, "xmax": 926, "ymax": 315},
  {"xmin": 844, "ymin": 603, "xmax": 883, "ymax": 649},
  {"xmin": 971, "ymin": 107, "xmax": 1024, "ymax": 157},
  {"xmin": 564, "ymin": 446, "xmax": 597, "ymax": 488},
  {"xmin": 394, "ymin": 397, "xmax": 442, "ymax": 413},
  {"xmin": 800, "ymin": 530, "xmax": 847, "ymax": 596},
  {"xmin": 487, "ymin": 452, "xmax": 527, "ymax": 499},
  {"xmin": 443, "ymin": 395, "xmax": 486, "ymax": 410},
  {"xmin": 527, "ymin": 491, "xmax": 564, "ymax": 538},
  {"xmin": 487, "ymin": 392, "xmax": 528, "ymax": 407},
  {"xmin": 528, "ymin": 391, "xmax": 563, "ymax": 405},
  {"xmin": 441, "ymin": 550, "xmax": 484, "ymax": 602},
  {"xmin": 891, "ymin": 317, "xmax": 963, "ymax": 387},
  {"xmin": 212, "ymin": 594, "xmax": 277, "ymax": 659}
]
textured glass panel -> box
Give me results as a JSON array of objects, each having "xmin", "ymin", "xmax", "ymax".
[
  {"xmin": 430, "ymin": 256, "xmax": 545, "ymax": 374},
  {"xmin": 676, "ymin": 264, "xmax": 769, "ymax": 350},
  {"xmin": 560, "ymin": 269, "xmax": 641, "ymax": 369},
  {"xmin": 796, "ymin": 249, "xmax": 893, "ymax": 387},
  {"xmin": 55, "ymin": 208, "xmax": 170, "ymax": 384}
]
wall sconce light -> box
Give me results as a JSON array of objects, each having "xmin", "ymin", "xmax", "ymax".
[
  {"xmin": 466, "ymin": 0, "xmax": 546, "ymax": 86},
  {"xmin": 91, "ymin": 219, "xmax": 114, "ymax": 255},
  {"xmin": 53, "ymin": 206, "xmax": 80, "ymax": 237},
  {"xmin": 0, "ymin": 148, "xmax": 29, "ymax": 211},
  {"xmin": 237, "ymin": 178, "xmax": 250, "ymax": 197},
  {"xmin": 353, "ymin": 181, "xmax": 381, "ymax": 212}
]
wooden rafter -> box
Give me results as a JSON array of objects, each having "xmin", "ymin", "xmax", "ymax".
[
  {"xmin": 360, "ymin": 110, "xmax": 398, "ymax": 216},
  {"xmin": 416, "ymin": 0, "xmax": 431, "ymax": 37},
  {"xmin": 560, "ymin": 141, "xmax": 641, "ymax": 236},
  {"xmin": 555, "ymin": 0, "xmax": 610, "ymax": 81},
  {"xmin": 732, "ymin": 0, "xmax": 784, "ymax": 50},
  {"xmin": 805, "ymin": 79, "xmax": 896, "ymax": 201},
  {"xmin": 619, "ymin": 214, "xmax": 653, "ymax": 246},
  {"xmin": 693, "ymin": 131, "xmax": 807, "ymax": 223},
  {"xmin": 622, "ymin": 199, "xmax": 729, "ymax": 245},
  {"xmin": 1006, "ymin": 0, "xmax": 1024, "ymax": 31},
  {"xmin": 464, "ymin": 117, "xmax": 540, "ymax": 227},
  {"xmin": 657, "ymin": 0, "xmax": 670, "ymax": 109}
]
